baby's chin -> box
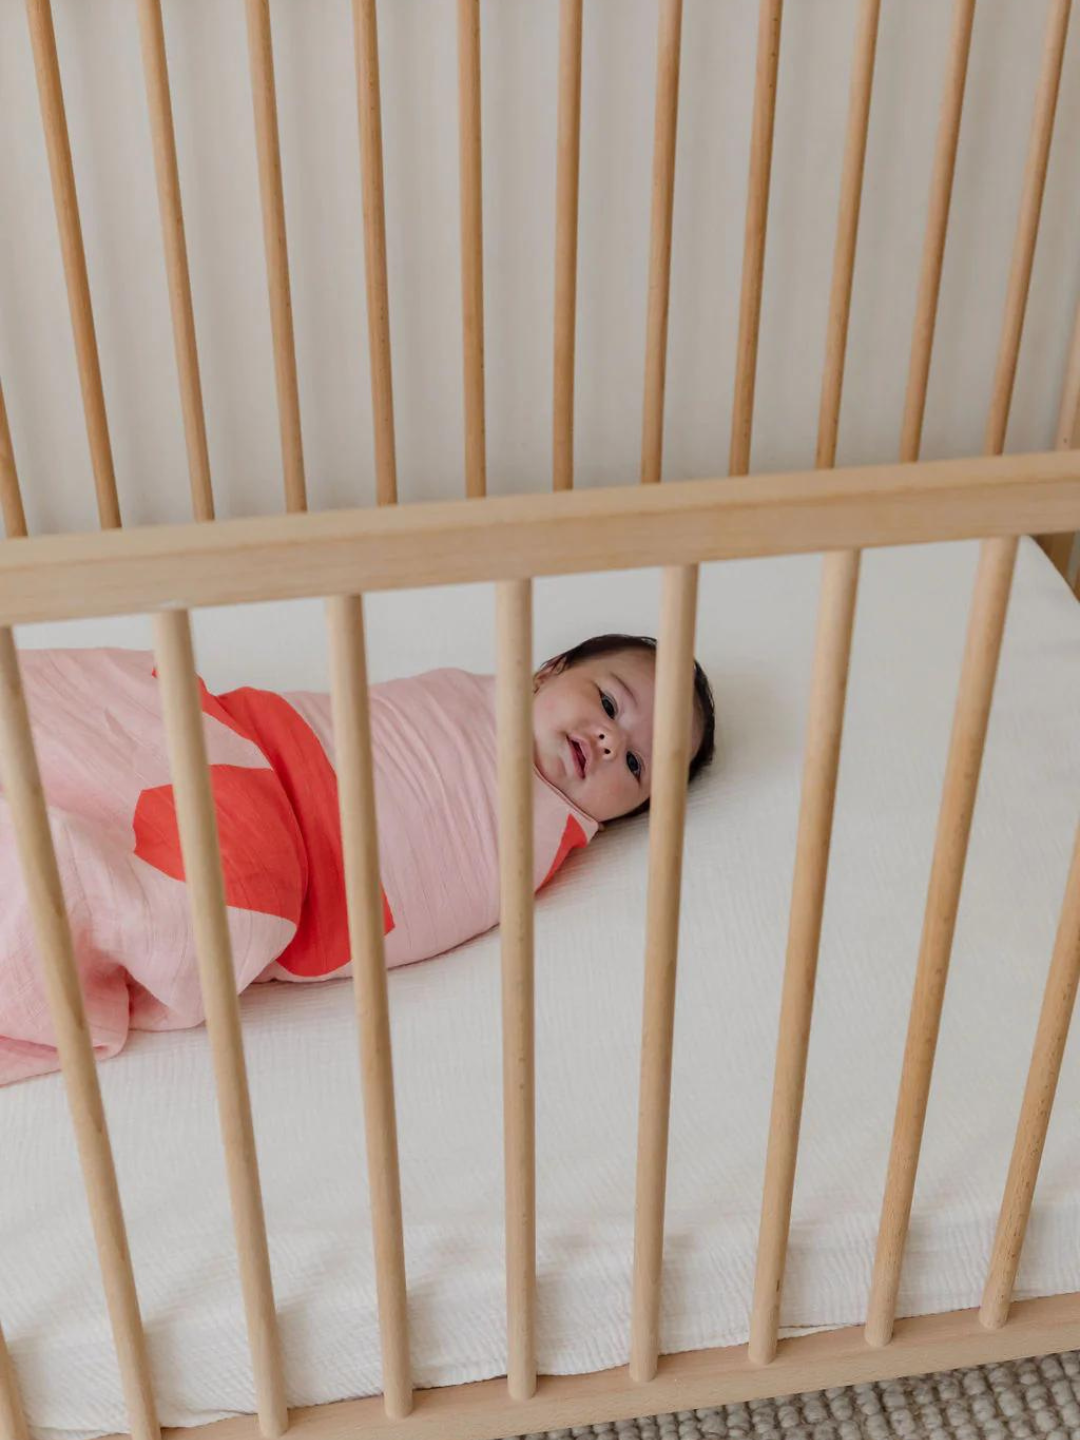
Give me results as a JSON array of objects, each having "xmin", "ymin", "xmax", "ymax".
[{"xmin": 533, "ymin": 735, "xmax": 576, "ymax": 803}]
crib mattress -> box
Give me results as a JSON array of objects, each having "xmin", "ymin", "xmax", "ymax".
[{"xmin": 2, "ymin": 538, "xmax": 1079, "ymax": 1439}]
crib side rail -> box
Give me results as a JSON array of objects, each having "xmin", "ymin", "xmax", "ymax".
[{"xmin": 0, "ymin": 450, "xmax": 1075, "ymax": 628}]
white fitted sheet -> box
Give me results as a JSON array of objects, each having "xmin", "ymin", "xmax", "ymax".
[{"xmin": 2, "ymin": 538, "xmax": 1079, "ymax": 1439}]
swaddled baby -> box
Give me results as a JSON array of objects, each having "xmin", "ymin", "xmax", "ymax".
[{"xmin": 0, "ymin": 634, "xmax": 714, "ymax": 1083}]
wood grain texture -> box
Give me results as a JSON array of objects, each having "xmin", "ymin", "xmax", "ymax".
[
  {"xmin": 25, "ymin": 0, "xmax": 121, "ymax": 530},
  {"xmin": 816, "ymin": 0, "xmax": 880, "ymax": 472},
  {"xmin": 135, "ymin": 0, "xmax": 213, "ymax": 523},
  {"xmin": 0, "ymin": 381, "xmax": 27, "ymax": 540},
  {"xmin": 0, "ymin": 450, "xmax": 1076, "ymax": 628},
  {"xmin": 984, "ymin": 0, "xmax": 1070, "ymax": 460},
  {"xmin": 458, "ymin": 0, "xmax": 486, "ymax": 498},
  {"xmin": 748, "ymin": 549, "xmax": 860, "ymax": 1365},
  {"xmin": 152, "ymin": 611, "xmax": 287, "ymax": 1438},
  {"xmin": 729, "ymin": 0, "xmax": 783, "ymax": 478},
  {"xmin": 151, "ymin": 1294, "xmax": 1080, "ymax": 1440},
  {"xmin": 353, "ymin": 0, "xmax": 398, "ymax": 507},
  {"xmin": 0, "ymin": 629, "xmax": 156, "ymax": 1440},
  {"xmin": 326, "ymin": 595, "xmax": 412, "ymax": 1418},
  {"xmin": 552, "ymin": 0, "xmax": 583, "ymax": 492},
  {"xmin": 1038, "ymin": 289, "xmax": 1080, "ymax": 580},
  {"xmin": 244, "ymin": 0, "xmax": 306, "ymax": 514},
  {"xmin": 865, "ymin": 536, "xmax": 1019, "ymax": 1350},
  {"xmin": 496, "ymin": 580, "xmax": 537, "ymax": 1398},
  {"xmin": 0, "ymin": 1322, "xmax": 28, "ymax": 1440},
  {"xmin": 630, "ymin": 563, "xmax": 699, "ymax": 1381},
  {"xmin": 980, "ymin": 820, "xmax": 1080, "ymax": 1329},
  {"xmin": 640, "ymin": 0, "xmax": 683, "ymax": 486},
  {"xmin": 749, "ymin": 1, "xmax": 880, "ymax": 1361},
  {"xmin": 899, "ymin": 0, "xmax": 974, "ymax": 464},
  {"xmin": 867, "ymin": 0, "xmax": 1072, "ymax": 1350}
]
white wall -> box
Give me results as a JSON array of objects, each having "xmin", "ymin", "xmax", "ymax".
[{"xmin": 0, "ymin": 0, "xmax": 1078, "ymax": 535}]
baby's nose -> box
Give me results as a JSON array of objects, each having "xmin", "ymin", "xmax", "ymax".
[{"xmin": 597, "ymin": 729, "xmax": 619, "ymax": 760}]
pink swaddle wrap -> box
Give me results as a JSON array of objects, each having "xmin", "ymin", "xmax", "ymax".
[{"xmin": 0, "ymin": 651, "xmax": 597, "ymax": 1085}]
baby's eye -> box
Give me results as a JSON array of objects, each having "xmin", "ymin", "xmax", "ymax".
[
  {"xmin": 627, "ymin": 752, "xmax": 641, "ymax": 779},
  {"xmin": 600, "ymin": 691, "xmax": 616, "ymax": 719}
]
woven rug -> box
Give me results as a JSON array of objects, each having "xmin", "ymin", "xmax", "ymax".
[{"xmin": 506, "ymin": 1351, "xmax": 1080, "ymax": 1440}]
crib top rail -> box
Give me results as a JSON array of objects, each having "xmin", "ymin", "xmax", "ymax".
[{"xmin": 0, "ymin": 447, "xmax": 1075, "ymax": 629}]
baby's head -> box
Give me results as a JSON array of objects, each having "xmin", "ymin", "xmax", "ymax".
[{"xmin": 532, "ymin": 634, "xmax": 715, "ymax": 824}]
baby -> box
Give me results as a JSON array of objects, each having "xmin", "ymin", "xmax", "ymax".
[
  {"xmin": 0, "ymin": 635, "xmax": 714, "ymax": 1084},
  {"xmin": 532, "ymin": 633, "xmax": 715, "ymax": 823}
]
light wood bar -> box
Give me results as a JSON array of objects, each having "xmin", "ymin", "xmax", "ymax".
[
  {"xmin": 353, "ymin": 0, "xmax": 398, "ymax": 507},
  {"xmin": 816, "ymin": 0, "xmax": 880, "ymax": 472},
  {"xmin": 729, "ymin": 0, "xmax": 783, "ymax": 477},
  {"xmin": 1055, "ymin": 295, "xmax": 1080, "ymax": 452},
  {"xmin": 866, "ymin": 543, "xmax": 1018, "ymax": 1350},
  {"xmin": 0, "ymin": 628, "xmax": 156, "ymax": 1440},
  {"xmin": 495, "ymin": 579, "xmax": 537, "ymax": 1399},
  {"xmin": 151, "ymin": 610, "xmax": 287, "ymax": 1438},
  {"xmin": 457, "ymin": 0, "xmax": 486, "ymax": 498},
  {"xmin": 0, "ymin": 380, "xmax": 27, "ymax": 539},
  {"xmin": 899, "ymin": 0, "xmax": 975, "ymax": 463},
  {"xmin": 552, "ymin": 0, "xmax": 583, "ymax": 492},
  {"xmin": 0, "ymin": 1322, "xmax": 28, "ymax": 1440},
  {"xmin": 866, "ymin": 0, "xmax": 1071, "ymax": 1350},
  {"xmin": 629, "ymin": 562, "xmax": 699, "ymax": 1382},
  {"xmin": 747, "ymin": 551, "xmax": 860, "ymax": 1365},
  {"xmin": 980, "ymin": 821, "xmax": 1080, "ymax": 1330},
  {"xmin": 325, "ymin": 594, "xmax": 411, "ymax": 1419},
  {"xmin": 1038, "ymin": 290, "xmax": 1080, "ymax": 576},
  {"xmin": 985, "ymin": 0, "xmax": 1070, "ymax": 460},
  {"xmin": 25, "ymin": 0, "xmax": 121, "ymax": 530},
  {"xmin": 244, "ymin": 0, "xmax": 307, "ymax": 513},
  {"xmin": 748, "ymin": 0, "xmax": 879, "ymax": 1366},
  {"xmin": 0, "ymin": 450, "xmax": 1076, "ymax": 628},
  {"xmin": 132, "ymin": 1294, "xmax": 1080, "ymax": 1440},
  {"xmin": 135, "ymin": 0, "xmax": 213, "ymax": 523},
  {"xmin": 640, "ymin": 0, "xmax": 683, "ymax": 486}
]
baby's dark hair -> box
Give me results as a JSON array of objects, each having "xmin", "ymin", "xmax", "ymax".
[{"xmin": 539, "ymin": 633, "xmax": 716, "ymax": 816}]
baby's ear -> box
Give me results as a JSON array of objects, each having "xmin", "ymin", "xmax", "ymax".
[{"xmin": 532, "ymin": 658, "xmax": 563, "ymax": 692}]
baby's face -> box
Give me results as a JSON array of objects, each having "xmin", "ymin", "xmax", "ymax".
[{"xmin": 533, "ymin": 648, "xmax": 664, "ymax": 823}]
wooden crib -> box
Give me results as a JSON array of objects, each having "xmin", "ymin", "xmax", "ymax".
[{"xmin": 0, "ymin": 2, "xmax": 1079, "ymax": 1439}]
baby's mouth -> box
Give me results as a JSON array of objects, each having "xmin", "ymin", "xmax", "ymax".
[{"xmin": 568, "ymin": 736, "xmax": 586, "ymax": 780}]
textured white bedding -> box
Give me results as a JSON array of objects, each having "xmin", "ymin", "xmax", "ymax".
[{"xmin": 1, "ymin": 539, "xmax": 1078, "ymax": 1439}]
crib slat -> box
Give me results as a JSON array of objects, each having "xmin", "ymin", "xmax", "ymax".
[
  {"xmin": 747, "ymin": 551, "xmax": 861, "ymax": 1365},
  {"xmin": 151, "ymin": 611, "xmax": 287, "ymax": 1437},
  {"xmin": 729, "ymin": 0, "xmax": 783, "ymax": 478},
  {"xmin": 0, "ymin": 381, "xmax": 27, "ymax": 540},
  {"xmin": 630, "ymin": 562, "xmax": 699, "ymax": 1383},
  {"xmin": 986, "ymin": 0, "xmax": 1070, "ymax": 460},
  {"xmin": 0, "ymin": 628, "xmax": 157, "ymax": 1440},
  {"xmin": 135, "ymin": 0, "xmax": 213, "ymax": 523},
  {"xmin": 747, "ymin": 0, "xmax": 879, "ymax": 1368},
  {"xmin": 816, "ymin": 0, "xmax": 880, "ymax": 472},
  {"xmin": 899, "ymin": 0, "xmax": 975, "ymax": 463},
  {"xmin": 1038, "ymin": 293, "xmax": 1080, "ymax": 577},
  {"xmin": 980, "ymin": 821, "xmax": 1080, "ymax": 1330},
  {"xmin": 25, "ymin": 0, "xmax": 121, "ymax": 531},
  {"xmin": 640, "ymin": 0, "xmax": 683, "ymax": 487},
  {"xmin": 866, "ymin": 537, "xmax": 1022, "ymax": 1351},
  {"xmin": 0, "ymin": 1320, "xmax": 29, "ymax": 1440},
  {"xmin": 353, "ymin": 0, "xmax": 398, "ymax": 507},
  {"xmin": 244, "ymin": 0, "xmax": 306, "ymax": 514},
  {"xmin": 325, "ymin": 594, "xmax": 412, "ymax": 1419},
  {"xmin": 458, "ymin": 0, "xmax": 486, "ymax": 499},
  {"xmin": 495, "ymin": 579, "xmax": 537, "ymax": 1399},
  {"xmin": 866, "ymin": 0, "xmax": 1070, "ymax": 1350},
  {"xmin": 553, "ymin": 0, "xmax": 583, "ymax": 492},
  {"xmin": 1056, "ymin": 299, "xmax": 1080, "ymax": 453}
]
